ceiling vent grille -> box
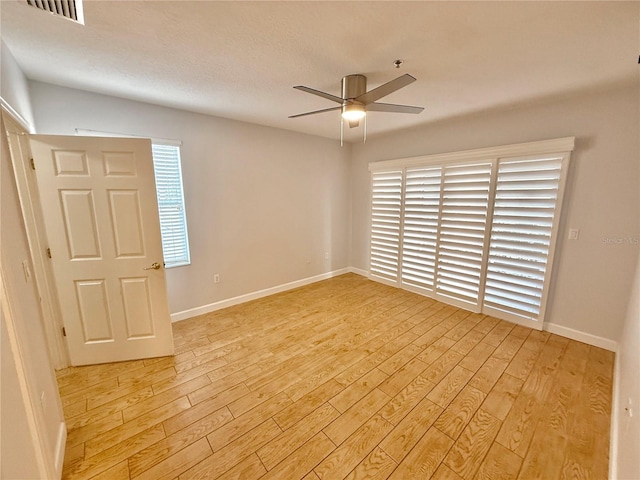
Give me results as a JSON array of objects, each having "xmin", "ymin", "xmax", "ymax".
[{"xmin": 26, "ymin": 0, "xmax": 84, "ymax": 24}]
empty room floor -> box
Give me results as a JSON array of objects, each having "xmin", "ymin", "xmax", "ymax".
[{"xmin": 58, "ymin": 273, "xmax": 614, "ymax": 479}]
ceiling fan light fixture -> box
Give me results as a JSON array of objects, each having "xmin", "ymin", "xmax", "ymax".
[{"xmin": 341, "ymin": 104, "xmax": 366, "ymax": 121}]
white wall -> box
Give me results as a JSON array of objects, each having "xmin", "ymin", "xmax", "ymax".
[
  {"xmin": 1, "ymin": 307, "xmax": 42, "ymax": 479},
  {"xmin": 0, "ymin": 39, "xmax": 35, "ymax": 128},
  {"xmin": 350, "ymin": 84, "xmax": 639, "ymax": 347},
  {"xmin": 613, "ymin": 258, "xmax": 640, "ymax": 479},
  {"xmin": 1, "ymin": 114, "xmax": 66, "ymax": 477},
  {"xmin": 29, "ymin": 81, "xmax": 351, "ymax": 316}
]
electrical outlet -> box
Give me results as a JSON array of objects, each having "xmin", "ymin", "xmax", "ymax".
[
  {"xmin": 214, "ymin": 274, "xmax": 220, "ymax": 284},
  {"xmin": 324, "ymin": 252, "xmax": 329, "ymax": 260},
  {"xmin": 568, "ymin": 229, "xmax": 580, "ymax": 240}
]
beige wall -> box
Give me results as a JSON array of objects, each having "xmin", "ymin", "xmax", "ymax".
[
  {"xmin": 29, "ymin": 81, "xmax": 352, "ymax": 316},
  {"xmin": 350, "ymin": 84, "xmax": 639, "ymax": 346},
  {"xmin": 1, "ymin": 116, "xmax": 66, "ymax": 478},
  {"xmin": 614, "ymin": 258, "xmax": 640, "ymax": 478},
  {"xmin": 1, "ymin": 308, "xmax": 43, "ymax": 479}
]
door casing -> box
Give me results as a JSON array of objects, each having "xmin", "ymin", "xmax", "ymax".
[{"xmin": 3, "ymin": 108, "xmax": 69, "ymax": 369}]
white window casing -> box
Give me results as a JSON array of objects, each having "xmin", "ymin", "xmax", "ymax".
[{"xmin": 368, "ymin": 137, "xmax": 574, "ymax": 328}]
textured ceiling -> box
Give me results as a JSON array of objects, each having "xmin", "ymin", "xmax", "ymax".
[{"xmin": 1, "ymin": 1, "xmax": 638, "ymax": 142}]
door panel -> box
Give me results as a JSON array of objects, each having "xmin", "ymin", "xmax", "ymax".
[
  {"xmin": 60, "ymin": 189, "xmax": 102, "ymax": 259},
  {"xmin": 108, "ymin": 190, "xmax": 145, "ymax": 257},
  {"xmin": 75, "ymin": 279, "xmax": 113, "ymax": 342},
  {"xmin": 30, "ymin": 135, "xmax": 173, "ymax": 366},
  {"xmin": 121, "ymin": 277, "xmax": 154, "ymax": 338}
]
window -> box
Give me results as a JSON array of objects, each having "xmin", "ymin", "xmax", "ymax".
[
  {"xmin": 151, "ymin": 143, "xmax": 190, "ymax": 268},
  {"xmin": 369, "ymin": 137, "xmax": 574, "ymax": 328}
]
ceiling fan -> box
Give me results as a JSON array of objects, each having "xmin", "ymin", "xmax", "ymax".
[{"xmin": 289, "ymin": 72, "xmax": 424, "ymax": 142}]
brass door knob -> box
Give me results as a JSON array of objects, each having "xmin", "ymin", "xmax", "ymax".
[{"xmin": 144, "ymin": 262, "xmax": 162, "ymax": 270}]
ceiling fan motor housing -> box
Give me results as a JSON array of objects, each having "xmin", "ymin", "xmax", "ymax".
[{"xmin": 342, "ymin": 74, "xmax": 367, "ymax": 100}]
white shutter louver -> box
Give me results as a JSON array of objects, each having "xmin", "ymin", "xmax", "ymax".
[
  {"xmin": 370, "ymin": 171, "xmax": 403, "ymax": 285},
  {"xmin": 435, "ymin": 163, "xmax": 492, "ymax": 308},
  {"xmin": 484, "ymin": 156, "xmax": 563, "ymax": 319},
  {"xmin": 401, "ymin": 167, "xmax": 442, "ymax": 293},
  {"xmin": 151, "ymin": 144, "xmax": 190, "ymax": 268}
]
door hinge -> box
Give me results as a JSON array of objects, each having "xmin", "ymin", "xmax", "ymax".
[
  {"xmin": 62, "ymin": 327, "xmax": 67, "ymax": 337},
  {"xmin": 46, "ymin": 248, "xmax": 52, "ymax": 259},
  {"xmin": 30, "ymin": 158, "xmax": 35, "ymax": 170}
]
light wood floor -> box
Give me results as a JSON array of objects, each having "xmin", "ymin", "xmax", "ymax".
[{"xmin": 58, "ymin": 273, "xmax": 614, "ymax": 480}]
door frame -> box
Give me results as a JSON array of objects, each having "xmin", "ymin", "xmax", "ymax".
[{"xmin": 2, "ymin": 106, "xmax": 70, "ymax": 369}]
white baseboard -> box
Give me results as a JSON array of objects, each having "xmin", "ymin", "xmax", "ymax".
[
  {"xmin": 349, "ymin": 267, "xmax": 369, "ymax": 277},
  {"xmin": 171, "ymin": 268, "xmax": 352, "ymax": 322},
  {"xmin": 55, "ymin": 422, "xmax": 67, "ymax": 479},
  {"xmin": 544, "ymin": 322, "xmax": 618, "ymax": 352}
]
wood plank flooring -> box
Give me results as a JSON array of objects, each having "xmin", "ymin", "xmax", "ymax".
[{"xmin": 57, "ymin": 274, "xmax": 614, "ymax": 480}]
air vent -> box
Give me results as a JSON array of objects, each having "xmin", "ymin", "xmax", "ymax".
[{"xmin": 26, "ymin": 0, "xmax": 84, "ymax": 24}]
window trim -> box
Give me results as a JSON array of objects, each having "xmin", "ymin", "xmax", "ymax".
[
  {"xmin": 368, "ymin": 137, "xmax": 575, "ymax": 329},
  {"xmin": 369, "ymin": 137, "xmax": 575, "ymax": 172}
]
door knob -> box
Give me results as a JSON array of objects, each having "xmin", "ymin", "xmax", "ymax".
[{"xmin": 144, "ymin": 262, "xmax": 162, "ymax": 270}]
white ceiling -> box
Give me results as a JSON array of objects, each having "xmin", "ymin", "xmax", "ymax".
[{"xmin": 1, "ymin": 1, "xmax": 638, "ymax": 142}]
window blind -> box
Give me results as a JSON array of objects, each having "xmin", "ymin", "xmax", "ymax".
[
  {"xmin": 369, "ymin": 171, "xmax": 403, "ymax": 285},
  {"xmin": 151, "ymin": 144, "xmax": 190, "ymax": 268},
  {"xmin": 436, "ymin": 162, "xmax": 492, "ymax": 308},
  {"xmin": 483, "ymin": 156, "xmax": 563, "ymax": 320},
  {"xmin": 368, "ymin": 137, "xmax": 573, "ymax": 327},
  {"xmin": 401, "ymin": 167, "xmax": 442, "ymax": 293}
]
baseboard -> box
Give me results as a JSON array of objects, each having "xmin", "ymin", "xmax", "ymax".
[
  {"xmin": 55, "ymin": 421, "xmax": 67, "ymax": 479},
  {"xmin": 171, "ymin": 268, "xmax": 352, "ymax": 322},
  {"xmin": 544, "ymin": 322, "xmax": 618, "ymax": 352},
  {"xmin": 609, "ymin": 352, "xmax": 621, "ymax": 480},
  {"xmin": 348, "ymin": 267, "xmax": 369, "ymax": 277}
]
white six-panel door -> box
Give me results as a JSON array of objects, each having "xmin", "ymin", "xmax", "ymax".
[{"xmin": 29, "ymin": 135, "xmax": 173, "ymax": 366}]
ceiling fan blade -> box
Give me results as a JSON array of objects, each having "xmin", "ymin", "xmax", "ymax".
[
  {"xmin": 293, "ymin": 85, "xmax": 344, "ymax": 104},
  {"xmin": 289, "ymin": 106, "xmax": 342, "ymax": 118},
  {"xmin": 367, "ymin": 102, "xmax": 424, "ymax": 114},
  {"xmin": 355, "ymin": 74, "xmax": 416, "ymax": 105},
  {"xmin": 348, "ymin": 119, "xmax": 360, "ymax": 128}
]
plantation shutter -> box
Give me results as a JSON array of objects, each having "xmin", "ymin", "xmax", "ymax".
[
  {"xmin": 151, "ymin": 144, "xmax": 190, "ymax": 267},
  {"xmin": 369, "ymin": 170, "xmax": 403, "ymax": 285},
  {"xmin": 368, "ymin": 138, "xmax": 573, "ymax": 326},
  {"xmin": 401, "ymin": 167, "xmax": 442, "ymax": 293},
  {"xmin": 483, "ymin": 156, "xmax": 564, "ymax": 320},
  {"xmin": 435, "ymin": 162, "xmax": 492, "ymax": 309}
]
